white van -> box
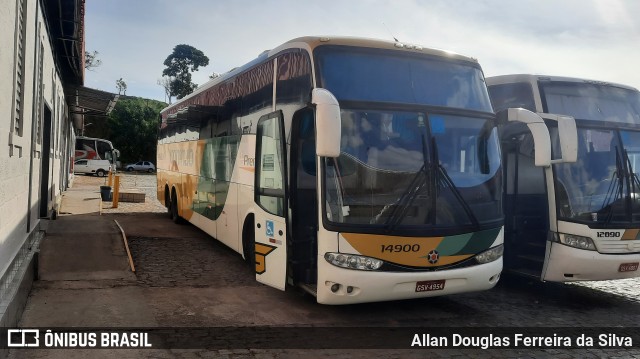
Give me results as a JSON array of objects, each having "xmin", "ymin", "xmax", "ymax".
[{"xmin": 74, "ymin": 159, "xmax": 112, "ymax": 177}]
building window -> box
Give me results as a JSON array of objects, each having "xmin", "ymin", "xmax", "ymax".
[
  {"xmin": 12, "ymin": 0, "xmax": 28, "ymax": 138},
  {"xmin": 35, "ymin": 40, "xmax": 44, "ymax": 145}
]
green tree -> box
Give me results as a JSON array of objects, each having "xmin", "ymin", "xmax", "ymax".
[
  {"xmin": 116, "ymin": 78, "xmax": 127, "ymax": 95},
  {"xmin": 85, "ymin": 97, "xmax": 167, "ymax": 166},
  {"xmin": 162, "ymin": 44, "xmax": 209, "ymax": 99}
]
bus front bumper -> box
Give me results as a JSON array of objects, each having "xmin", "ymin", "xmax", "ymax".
[
  {"xmin": 544, "ymin": 242, "xmax": 640, "ymax": 281},
  {"xmin": 315, "ymin": 257, "xmax": 502, "ymax": 305}
]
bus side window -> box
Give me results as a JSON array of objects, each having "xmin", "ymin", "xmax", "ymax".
[
  {"xmin": 218, "ymin": 98, "xmax": 240, "ymax": 137},
  {"xmin": 97, "ymin": 141, "xmax": 111, "ymax": 160},
  {"xmin": 276, "ymin": 51, "xmax": 312, "ymax": 105},
  {"xmin": 488, "ymin": 82, "xmax": 536, "ymax": 113},
  {"xmin": 200, "ymin": 115, "xmax": 218, "ymax": 140},
  {"xmin": 256, "ymin": 112, "xmax": 286, "ymax": 216},
  {"xmin": 242, "ymin": 60, "xmax": 274, "ymax": 118}
]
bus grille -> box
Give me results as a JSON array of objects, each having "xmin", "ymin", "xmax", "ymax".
[{"xmin": 596, "ymin": 238, "xmax": 640, "ymax": 254}]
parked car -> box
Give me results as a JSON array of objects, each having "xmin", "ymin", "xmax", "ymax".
[
  {"xmin": 125, "ymin": 161, "xmax": 156, "ymax": 173},
  {"xmin": 74, "ymin": 159, "xmax": 112, "ymax": 177}
]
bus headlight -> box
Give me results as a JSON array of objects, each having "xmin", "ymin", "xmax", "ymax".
[
  {"xmin": 324, "ymin": 253, "xmax": 383, "ymax": 271},
  {"xmin": 560, "ymin": 234, "xmax": 596, "ymax": 251},
  {"xmin": 474, "ymin": 244, "xmax": 503, "ymax": 264}
]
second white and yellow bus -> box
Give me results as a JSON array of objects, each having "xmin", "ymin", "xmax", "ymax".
[
  {"xmin": 488, "ymin": 74, "xmax": 640, "ymax": 281},
  {"xmin": 157, "ymin": 37, "xmax": 549, "ymax": 304}
]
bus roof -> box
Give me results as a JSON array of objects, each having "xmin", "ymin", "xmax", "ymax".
[
  {"xmin": 161, "ymin": 36, "xmax": 480, "ymax": 115},
  {"xmin": 487, "ymin": 74, "xmax": 639, "ymax": 92},
  {"xmin": 278, "ymin": 36, "xmax": 477, "ymax": 62}
]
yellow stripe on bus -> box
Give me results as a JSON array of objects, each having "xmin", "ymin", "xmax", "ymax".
[{"xmin": 622, "ymin": 229, "xmax": 640, "ymax": 240}]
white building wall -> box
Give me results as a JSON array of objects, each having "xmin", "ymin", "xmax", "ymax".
[
  {"xmin": 0, "ymin": 0, "xmax": 29, "ymax": 283},
  {"xmin": 0, "ymin": 0, "xmax": 72, "ymax": 284}
]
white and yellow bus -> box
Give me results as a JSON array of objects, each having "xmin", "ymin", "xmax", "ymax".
[
  {"xmin": 157, "ymin": 37, "xmax": 547, "ymax": 304},
  {"xmin": 488, "ymin": 74, "xmax": 640, "ymax": 281}
]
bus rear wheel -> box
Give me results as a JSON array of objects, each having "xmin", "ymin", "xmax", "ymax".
[{"xmin": 170, "ymin": 191, "xmax": 182, "ymax": 224}]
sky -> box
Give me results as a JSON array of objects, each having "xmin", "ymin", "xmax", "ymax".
[{"xmin": 84, "ymin": 0, "xmax": 640, "ymax": 103}]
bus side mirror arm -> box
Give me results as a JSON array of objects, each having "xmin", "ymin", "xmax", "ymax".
[
  {"xmin": 497, "ymin": 108, "xmax": 552, "ymax": 167},
  {"xmin": 312, "ymin": 88, "xmax": 341, "ymax": 158}
]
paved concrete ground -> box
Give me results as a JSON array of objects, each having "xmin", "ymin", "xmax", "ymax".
[{"xmin": 7, "ymin": 174, "xmax": 640, "ymax": 358}]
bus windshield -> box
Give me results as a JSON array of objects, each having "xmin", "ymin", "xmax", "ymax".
[
  {"xmin": 324, "ymin": 108, "xmax": 502, "ymax": 231},
  {"xmin": 315, "ymin": 46, "xmax": 492, "ymax": 112},
  {"xmin": 554, "ymin": 127, "xmax": 640, "ymax": 224},
  {"xmin": 542, "ymin": 81, "xmax": 640, "ymax": 125}
]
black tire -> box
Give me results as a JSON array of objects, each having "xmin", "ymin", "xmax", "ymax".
[
  {"xmin": 165, "ymin": 189, "xmax": 172, "ymax": 218},
  {"xmin": 148, "ymin": 168, "xmax": 154, "ymax": 173},
  {"xmin": 96, "ymin": 169, "xmax": 105, "ymax": 177},
  {"xmin": 126, "ymin": 167, "xmax": 133, "ymax": 172},
  {"xmin": 170, "ymin": 191, "xmax": 183, "ymax": 224},
  {"xmin": 242, "ymin": 218, "xmax": 256, "ymax": 267}
]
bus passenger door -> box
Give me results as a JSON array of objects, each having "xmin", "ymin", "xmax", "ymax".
[{"xmin": 253, "ymin": 111, "xmax": 288, "ymax": 290}]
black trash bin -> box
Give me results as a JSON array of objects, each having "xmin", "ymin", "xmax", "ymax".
[{"xmin": 100, "ymin": 186, "xmax": 112, "ymax": 201}]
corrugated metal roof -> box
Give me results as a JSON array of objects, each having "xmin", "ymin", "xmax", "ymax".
[{"xmin": 65, "ymin": 85, "xmax": 119, "ymax": 116}]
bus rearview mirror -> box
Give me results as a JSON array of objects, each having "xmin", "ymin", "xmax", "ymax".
[
  {"xmin": 539, "ymin": 113, "xmax": 578, "ymax": 164},
  {"xmin": 312, "ymin": 88, "xmax": 341, "ymax": 158},
  {"xmin": 556, "ymin": 116, "xmax": 577, "ymax": 163}
]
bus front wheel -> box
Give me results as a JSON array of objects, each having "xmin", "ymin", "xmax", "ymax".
[
  {"xmin": 242, "ymin": 217, "xmax": 255, "ymax": 267},
  {"xmin": 165, "ymin": 193, "xmax": 171, "ymax": 219}
]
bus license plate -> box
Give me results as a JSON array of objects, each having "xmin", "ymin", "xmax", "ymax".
[
  {"xmin": 619, "ymin": 262, "xmax": 639, "ymax": 272},
  {"xmin": 415, "ymin": 280, "xmax": 445, "ymax": 292}
]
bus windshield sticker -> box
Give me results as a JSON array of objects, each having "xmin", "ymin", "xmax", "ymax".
[
  {"xmin": 430, "ymin": 115, "xmax": 445, "ymax": 134},
  {"xmin": 263, "ymin": 154, "xmax": 274, "ymax": 171}
]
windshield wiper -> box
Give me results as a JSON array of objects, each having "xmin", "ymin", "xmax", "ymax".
[
  {"xmin": 602, "ymin": 149, "xmax": 625, "ymax": 225},
  {"xmin": 436, "ymin": 162, "xmax": 480, "ymax": 228},
  {"xmin": 374, "ymin": 131, "xmax": 432, "ymax": 230},
  {"xmin": 623, "ymin": 149, "xmax": 640, "ymax": 221},
  {"xmin": 603, "ymin": 147, "xmax": 640, "ymax": 224},
  {"xmin": 374, "ymin": 163, "xmax": 429, "ymax": 229},
  {"xmin": 377, "ymin": 132, "xmax": 481, "ymax": 230},
  {"xmin": 622, "ymin": 149, "xmax": 640, "ymax": 195},
  {"xmin": 429, "ymin": 132, "xmax": 480, "ymax": 228}
]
